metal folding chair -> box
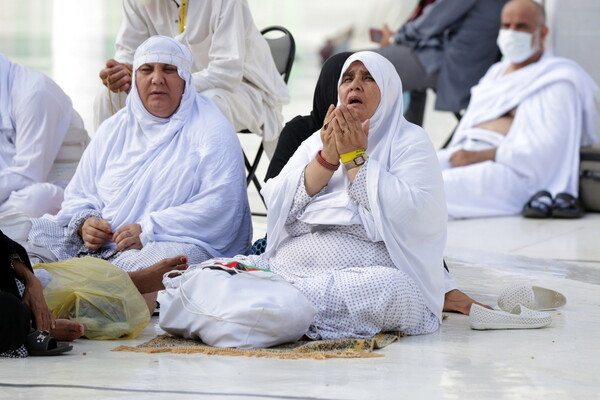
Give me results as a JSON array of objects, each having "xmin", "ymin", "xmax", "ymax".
[{"xmin": 240, "ymin": 26, "xmax": 295, "ymax": 215}]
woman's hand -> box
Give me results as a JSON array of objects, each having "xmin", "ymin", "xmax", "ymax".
[
  {"xmin": 79, "ymin": 217, "xmax": 112, "ymax": 251},
  {"xmin": 20, "ymin": 272, "xmax": 55, "ymax": 332},
  {"xmin": 113, "ymin": 223, "xmax": 143, "ymax": 251},
  {"xmin": 320, "ymin": 104, "xmax": 340, "ymax": 164},
  {"xmin": 12, "ymin": 259, "xmax": 56, "ymax": 331},
  {"xmin": 332, "ymin": 105, "xmax": 369, "ymax": 155},
  {"xmin": 305, "ymin": 105, "xmax": 340, "ymax": 196},
  {"xmin": 13, "ymin": 259, "xmax": 54, "ymax": 332}
]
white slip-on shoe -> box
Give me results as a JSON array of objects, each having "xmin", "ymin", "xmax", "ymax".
[
  {"xmin": 469, "ymin": 304, "xmax": 552, "ymax": 330},
  {"xmin": 497, "ymin": 284, "xmax": 566, "ymax": 312}
]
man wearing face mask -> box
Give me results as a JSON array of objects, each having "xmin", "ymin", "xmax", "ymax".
[{"xmin": 436, "ymin": 0, "xmax": 598, "ymax": 219}]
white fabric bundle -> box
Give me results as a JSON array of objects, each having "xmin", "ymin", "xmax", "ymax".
[{"xmin": 159, "ymin": 261, "xmax": 317, "ymax": 349}]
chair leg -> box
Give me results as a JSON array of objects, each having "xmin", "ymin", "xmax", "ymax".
[
  {"xmin": 441, "ymin": 111, "xmax": 464, "ymax": 149},
  {"xmin": 243, "ymin": 143, "xmax": 267, "ymax": 211},
  {"xmin": 244, "ymin": 144, "xmax": 264, "ymax": 187}
]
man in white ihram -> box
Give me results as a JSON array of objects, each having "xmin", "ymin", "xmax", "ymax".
[
  {"xmin": 0, "ymin": 54, "xmax": 88, "ymax": 221},
  {"xmin": 94, "ymin": 0, "xmax": 289, "ymax": 157},
  {"xmin": 437, "ymin": 0, "xmax": 598, "ymax": 219}
]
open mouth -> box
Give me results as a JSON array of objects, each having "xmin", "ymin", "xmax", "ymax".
[{"xmin": 349, "ymin": 98, "xmax": 363, "ymax": 105}]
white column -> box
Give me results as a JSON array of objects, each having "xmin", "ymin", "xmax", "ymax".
[{"xmin": 52, "ymin": 0, "xmax": 108, "ymax": 137}]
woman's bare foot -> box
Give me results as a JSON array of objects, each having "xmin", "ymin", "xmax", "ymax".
[
  {"xmin": 50, "ymin": 319, "xmax": 85, "ymax": 341},
  {"xmin": 443, "ymin": 289, "xmax": 493, "ymax": 315},
  {"xmin": 128, "ymin": 255, "xmax": 188, "ymax": 294}
]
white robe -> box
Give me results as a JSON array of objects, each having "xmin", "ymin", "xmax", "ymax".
[
  {"xmin": 440, "ymin": 53, "xmax": 599, "ymax": 219},
  {"xmin": 0, "ymin": 54, "xmax": 86, "ymax": 218},
  {"xmin": 29, "ymin": 36, "xmax": 252, "ymax": 267},
  {"xmin": 95, "ymin": 0, "xmax": 289, "ymax": 148},
  {"xmin": 262, "ymin": 52, "xmax": 447, "ymax": 324}
]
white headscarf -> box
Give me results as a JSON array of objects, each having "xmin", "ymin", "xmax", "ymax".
[
  {"xmin": 51, "ymin": 35, "xmax": 252, "ymax": 257},
  {"xmin": 124, "ymin": 35, "xmax": 196, "ymax": 165},
  {"xmin": 262, "ymin": 51, "xmax": 447, "ymax": 321}
]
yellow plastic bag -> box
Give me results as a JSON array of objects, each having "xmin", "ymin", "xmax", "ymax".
[{"xmin": 33, "ymin": 256, "xmax": 150, "ymax": 340}]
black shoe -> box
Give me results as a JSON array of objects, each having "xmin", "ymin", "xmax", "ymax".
[
  {"xmin": 522, "ymin": 190, "xmax": 553, "ymax": 218},
  {"xmin": 25, "ymin": 330, "xmax": 72, "ymax": 356},
  {"xmin": 552, "ymin": 192, "xmax": 585, "ymax": 218}
]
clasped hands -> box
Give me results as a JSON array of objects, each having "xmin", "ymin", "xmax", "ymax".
[
  {"xmin": 320, "ymin": 104, "xmax": 369, "ymax": 166},
  {"xmin": 100, "ymin": 59, "xmax": 133, "ymax": 94},
  {"xmin": 79, "ymin": 217, "xmax": 142, "ymax": 252}
]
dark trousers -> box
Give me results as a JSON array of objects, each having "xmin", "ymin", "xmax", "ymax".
[
  {"xmin": 0, "ymin": 230, "xmax": 33, "ymax": 353},
  {"xmin": 0, "ymin": 292, "xmax": 31, "ymax": 353}
]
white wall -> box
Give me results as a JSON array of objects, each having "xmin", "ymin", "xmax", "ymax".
[{"xmin": 546, "ymin": 0, "xmax": 600, "ymax": 85}]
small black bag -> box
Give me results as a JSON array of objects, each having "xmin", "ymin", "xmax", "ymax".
[{"xmin": 579, "ymin": 146, "xmax": 600, "ymax": 212}]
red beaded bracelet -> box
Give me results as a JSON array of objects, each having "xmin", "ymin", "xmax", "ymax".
[{"xmin": 316, "ymin": 150, "xmax": 340, "ymax": 171}]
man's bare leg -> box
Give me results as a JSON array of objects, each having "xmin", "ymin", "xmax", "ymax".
[
  {"xmin": 143, "ymin": 292, "xmax": 158, "ymax": 315},
  {"xmin": 443, "ymin": 289, "xmax": 493, "ymax": 315},
  {"xmin": 128, "ymin": 256, "xmax": 188, "ymax": 294}
]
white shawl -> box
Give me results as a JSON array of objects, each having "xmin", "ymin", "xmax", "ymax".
[
  {"xmin": 444, "ymin": 54, "xmax": 599, "ymax": 218},
  {"xmin": 49, "ymin": 36, "xmax": 252, "ymax": 257},
  {"xmin": 262, "ymin": 51, "xmax": 447, "ymax": 321}
]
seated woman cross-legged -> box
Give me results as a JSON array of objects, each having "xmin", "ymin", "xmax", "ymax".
[
  {"xmin": 27, "ymin": 36, "xmax": 251, "ymax": 279},
  {"xmin": 265, "ymin": 51, "xmax": 487, "ymax": 317},
  {"xmin": 235, "ymin": 51, "xmax": 448, "ymax": 339}
]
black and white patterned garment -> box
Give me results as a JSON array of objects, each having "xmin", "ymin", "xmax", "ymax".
[
  {"xmin": 29, "ymin": 210, "xmax": 212, "ymax": 272},
  {"xmin": 0, "ymin": 345, "xmax": 28, "ymax": 358},
  {"xmin": 11, "ymin": 252, "xmax": 26, "ymax": 296},
  {"xmin": 237, "ymin": 165, "xmax": 439, "ymax": 340}
]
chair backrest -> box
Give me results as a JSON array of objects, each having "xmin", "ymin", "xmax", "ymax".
[{"xmin": 261, "ymin": 26, "xmax": 295, "ymax": 84}]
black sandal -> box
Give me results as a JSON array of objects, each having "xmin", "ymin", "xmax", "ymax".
[
  {"xmin": 522, "ymin": 190, "xmax": 553, "ymax": 218},
  {"xmin": 552, "ymin": 193, "xmax": 585, "ymax": 218},
  {"xmin": 25, "ymin": 330, "xmax": 73, "ymax": 356}
]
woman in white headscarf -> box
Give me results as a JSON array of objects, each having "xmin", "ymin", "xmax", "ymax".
[
  {"xmin": 29, "ymin": 36, "xmax": 252, "ymax": 272},
  {"xmin": 236, "ymin": 51, "xmax": 447, "ymax": 340}
]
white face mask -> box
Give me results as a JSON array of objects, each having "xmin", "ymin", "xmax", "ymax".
[{"xmin": 496, "ymin": 29, "xmax": 539, "ymax": 64}]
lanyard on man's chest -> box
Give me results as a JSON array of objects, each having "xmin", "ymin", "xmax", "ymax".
[{"xmin": 179, "ymin": 0, "xmax": 187, "ymax": 33}]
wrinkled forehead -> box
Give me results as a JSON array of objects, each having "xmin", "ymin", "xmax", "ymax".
[
  {"xmin": 338, "ymin": 51, "xmax": 392, "ymax": 88},
  {"xmin": 133, "ymin": 36, "xmax": 192, "ymax": 73},
  {"xmin": 340, "ymin": 61, "xmax": 371, "ymax": 80}
]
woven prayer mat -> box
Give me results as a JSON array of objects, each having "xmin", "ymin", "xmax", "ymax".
[{"xmin": 113, "ymin": 332, "xmax": 399, "ymax": 360}]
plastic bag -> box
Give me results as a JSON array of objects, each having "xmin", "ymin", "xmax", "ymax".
[{"xmin": 33, "ymin": 256, "xmax": 150, "ymax": 340}]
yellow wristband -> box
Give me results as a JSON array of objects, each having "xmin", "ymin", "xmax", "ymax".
[{"xmin": 339, "ymin": 149, "xmax": 366, "ymax": 163}]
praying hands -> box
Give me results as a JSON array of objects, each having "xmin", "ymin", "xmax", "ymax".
[{"xmin": 79, "ymin": 217, "xmax": 142, "ymax": 252}]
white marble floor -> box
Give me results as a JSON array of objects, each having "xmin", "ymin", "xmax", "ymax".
[
  {"xmin": 2, "ymin": 215, "xmax": 599, "ymax": 400},
  {"xmin": 1, "ymin": 1, "xmax": 600, "ymax": 399}
]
